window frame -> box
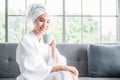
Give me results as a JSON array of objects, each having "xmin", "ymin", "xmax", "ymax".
[{"xmin": 3, "ymin": 0, "xmax": 119, "ymax": 43}]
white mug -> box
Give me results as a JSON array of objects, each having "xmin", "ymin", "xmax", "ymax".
[{"xmin": 43, "ymin": 34, "xmax": 54, "ymax": 44}]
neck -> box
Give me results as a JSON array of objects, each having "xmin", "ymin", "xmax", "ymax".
[{"xmin": 33, "ymin": 30, "xmax": 43, "ymax": 42}]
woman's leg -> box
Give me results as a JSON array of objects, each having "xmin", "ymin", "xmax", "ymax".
[
  {"xmin": 71, "ymin": 73, "xmax": 78, "ymax": 80},
  {"xmin": 45, "ymin": 71, "xmax": 77, "ymax": 80}
]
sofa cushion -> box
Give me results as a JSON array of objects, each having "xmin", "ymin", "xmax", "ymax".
[
  {"xmin": 57, "ymin": 44, "xmax": 88, "ymax": 77},
  {"xmin": 87, "ymin": 44, "xmax": 120, "ymax": 77},
  {"xmin": 0, "ymin": 43, "xmax": 20, "ymax": 78}
]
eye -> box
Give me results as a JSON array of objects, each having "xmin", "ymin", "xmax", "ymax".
[
  {"xmin": 47, "ymin": 20, "xmax": 50, "ymax": 23},
  {"xmin": 39, "ymin": 19, "xmax": 44, "ymax": 22}
]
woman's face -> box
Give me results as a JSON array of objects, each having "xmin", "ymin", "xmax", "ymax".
[{"xmin": 34, "ymin": 13, "xmax": 50, "ymax": 34}]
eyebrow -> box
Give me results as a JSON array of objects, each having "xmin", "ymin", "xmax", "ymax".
[
  {"xmin": 38, "ymin": 17, "xmax": 50, "ymax": 22},
  {"xmin": 39, "ymin": 17, "xmax": 44, "ymax": 20}
]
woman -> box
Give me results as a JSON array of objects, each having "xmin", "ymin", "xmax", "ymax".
[{"xmin": 16, "ymin": 3, "xmax": 79, "ymax": 80}]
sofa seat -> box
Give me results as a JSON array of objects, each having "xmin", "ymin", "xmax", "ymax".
[
  {"xmin": 78, "ymin": 77, "xmax": 120, "ymax": 80},
  {"xmin": 0, "ymin": 78, "xmax": 16, "ymax": 80},
  {"xmin": 0, "ymin": 43, "xmax": 120, "ymax": 80},
  {"xmin": 0, "ymin": 77, "xmax": 120, "ymax": 80}
]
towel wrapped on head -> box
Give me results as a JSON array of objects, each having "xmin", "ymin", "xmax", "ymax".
[{"xmin": 25, "ymin": 3, "xmax": 49, "ymax": 24}]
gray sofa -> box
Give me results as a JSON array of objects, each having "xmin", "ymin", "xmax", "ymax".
[{"xmin": 0, "ymin": 43, "xmax": 120, "ymax": 80}]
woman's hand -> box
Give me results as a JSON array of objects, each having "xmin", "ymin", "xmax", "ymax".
[
  {"xmin": 67, "ymin": 66, "xmax": 79, "ymax": 76},
  {"xmin": 51, "ymin": 65, "xmax": 79, "ymax": 76},
  {"xmin": 49, "ymin": 40, "xmax": 56, "ymax": 48}
]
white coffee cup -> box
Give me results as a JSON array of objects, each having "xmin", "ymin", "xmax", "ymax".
[{"xmin": 43, "ymin": 34, "xmax": 54, "ymax": 44}]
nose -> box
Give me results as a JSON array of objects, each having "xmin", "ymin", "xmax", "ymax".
[
  {"xmin": 43, "ymin": 22, "xmax": 48, "ymax": 28},
  {"xmin": 43, "ymin": 22, "xmax": 46, "ymax": 26}
]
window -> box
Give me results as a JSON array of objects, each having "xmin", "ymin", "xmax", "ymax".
[
  {"xmin": 0, "ymin": 0, "xmax": 118, "ymax": 43},
  {"xmin": 0, "ymin": 0, "xmax": 5, "ymax": 42}
]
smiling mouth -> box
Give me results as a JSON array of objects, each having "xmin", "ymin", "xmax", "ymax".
[{"xmin": 40, "ymin": 27, "xmax": 46, "ymax": 31}]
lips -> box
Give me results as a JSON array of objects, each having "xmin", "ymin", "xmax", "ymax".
[{"xmin": 40, "ymin": 27, "xmax": 47, "ymax": 31}]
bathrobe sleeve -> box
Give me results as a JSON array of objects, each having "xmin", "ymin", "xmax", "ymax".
[
  {"xmin": 16, "ymin": 37, "xmax": 52, "ymax": 80},
  {"xmin": 47, "ymin": 47, "xmax": 67, "ymax": 66},
  {"xmin": 56, "ymin": 49, "xmax": 67, "ymax": 65}
]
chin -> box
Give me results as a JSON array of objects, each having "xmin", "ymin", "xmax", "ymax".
[{"xmin": 40, "ymin": 30, "xmax": 46, "ymax": 34}]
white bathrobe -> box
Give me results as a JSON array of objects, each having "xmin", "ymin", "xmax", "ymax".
[{"xmin": 16, "ymin": 31, "xmax": 72, "ymax": 80}]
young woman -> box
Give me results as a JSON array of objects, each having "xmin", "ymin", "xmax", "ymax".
[{"xmin": 16, "ymin": 3, "xmax": 79, "ymax": 80}]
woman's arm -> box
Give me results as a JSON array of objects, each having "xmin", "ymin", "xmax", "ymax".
[
  {"xmin": 49, "ymin": 40, "xmax": 58, "ymax": 63},
  {"xmin": 49, "ymin": 40, "xmax": 79, "ymax": 76},
  {"xmin": 51, "ymin": 65, "xmax": 79, "ymax": 76}
]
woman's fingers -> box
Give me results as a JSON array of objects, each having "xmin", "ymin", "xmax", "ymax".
[
  {"xmin": 71, "ymin": 73, "xmax": 78, "ymax": 80},
  {"xmin": 49, "ymin": 40, "xmax": 56, "ymax": 47},
  {"xmin": 72, "ymin": 67, "xmax": 79, "ymax": 75},
  {"xmin": 68, "ymin": 66, "xmax": 79, "ymax": 76}
]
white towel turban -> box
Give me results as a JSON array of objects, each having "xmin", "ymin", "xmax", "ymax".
[{"xmin": 25, "ymin": 3, "xmax": 49, "ymax": 24}]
